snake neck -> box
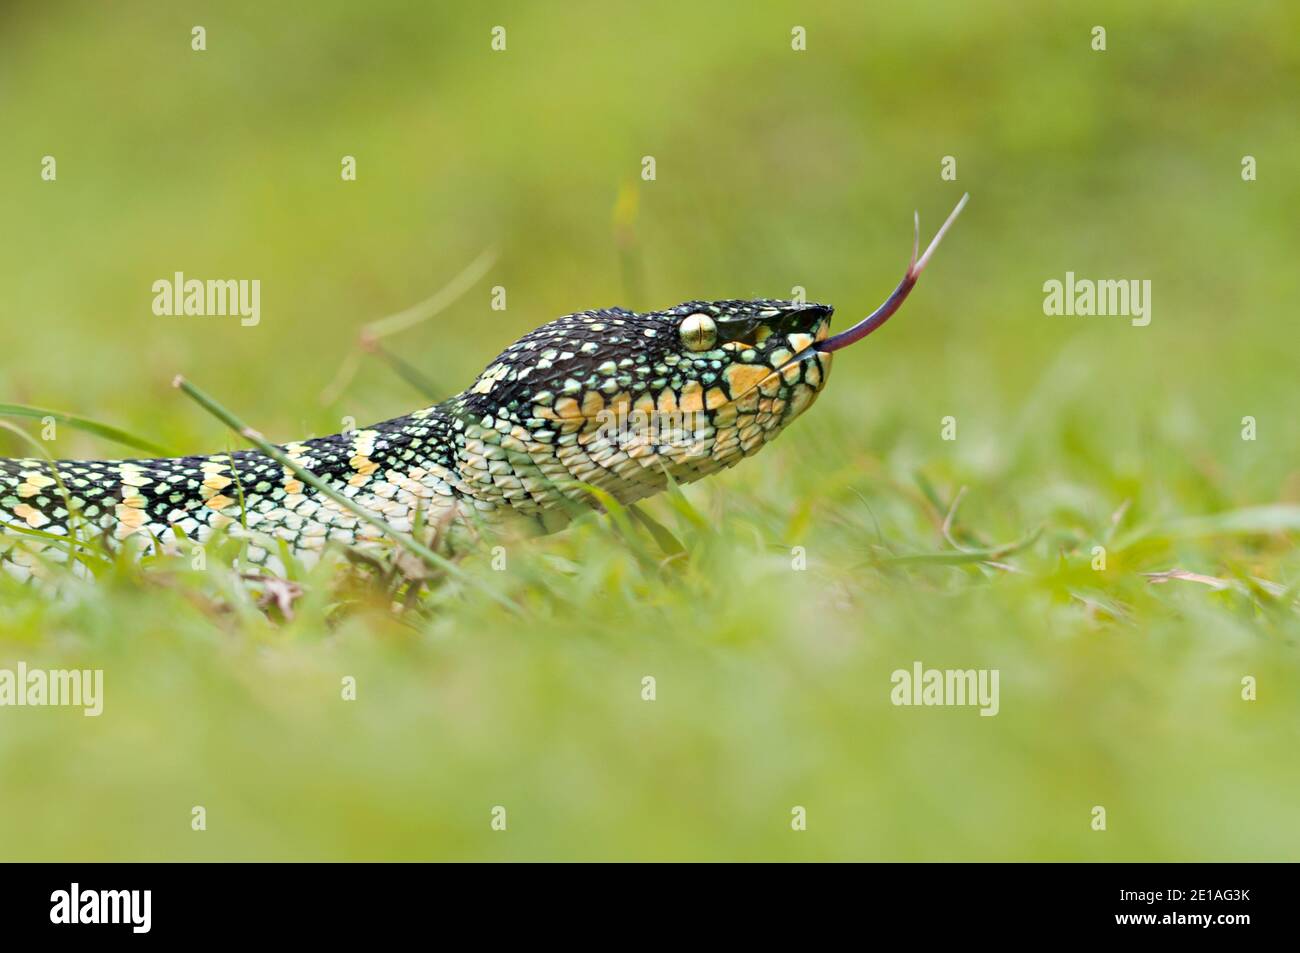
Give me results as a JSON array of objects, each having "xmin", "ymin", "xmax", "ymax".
[{"xmin": 0, "ymin": 402, "xmax": 562, "ymax": 577}]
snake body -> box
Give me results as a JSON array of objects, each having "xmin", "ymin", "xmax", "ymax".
[{"xmin": 1, "ymin": 300, "xmax": 835, "ymax": 579}]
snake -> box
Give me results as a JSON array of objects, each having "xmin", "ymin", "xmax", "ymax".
[{"xmin": 0, "ymin": 197, "xmax": 966, "ymax": 581}]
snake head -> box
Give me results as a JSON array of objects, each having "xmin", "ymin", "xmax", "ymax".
[{"xmin": 449, "ymin": 299, "xmax": 837, "ymax": 509}]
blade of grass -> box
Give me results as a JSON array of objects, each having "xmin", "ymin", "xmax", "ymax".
[
  {"xmin": 224, "ymin": 447, "xmax": 249, "ymax": 530},
  {"xmin": 661, "ymin": 473, "xmax": 710, "ymax": 532},
  {"xmin": 627, "ymin": 503, "xmax": 685, "ymax": 558},
  {"xmin": 320, "ymin": 247, "xmax": 497, "ymax": 404},
  {"xmin": 577, "ymin": 482, "xmax": 659, "ymax": 572},
  {"xmin": 365, "ymin": 247, "xmax": 497, "ymax": 339},
  {"xmin": 880, "ymin": 526, "xmax": 1043, "ymax": 566},
  {"xmin": 1114, "ymin": 504, "xmax": 1300, "ymax": 550},
  {"xmin": 0, "ymin": 403, "xmax": 176, "ymax": 457},
  {"xmin": 365, "ymin": 341, "xmax": 443, "ymax": 401}
]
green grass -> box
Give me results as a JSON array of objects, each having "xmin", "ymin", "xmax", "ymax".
[{"xmin": 1, "ymin": 0, "xmax": 1298, "ymax": 860}]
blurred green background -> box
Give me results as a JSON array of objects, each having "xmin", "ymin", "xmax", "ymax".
[{"xmin": 1, "ymin": 1, "xmax": 1298, "ymax": 860}]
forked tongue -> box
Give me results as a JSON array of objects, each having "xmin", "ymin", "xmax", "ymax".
[{"xmin": 816, "ymin": 192, "xmax": 969, "ymax": 354}]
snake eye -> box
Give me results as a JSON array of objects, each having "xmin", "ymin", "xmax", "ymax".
[{"xmin": 679, "ymin": 313, "xmax": 717, "ymax": 351}]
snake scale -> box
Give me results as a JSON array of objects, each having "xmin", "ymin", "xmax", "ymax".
[{"xmin": 0, "ymin": 197, "xmax": 966, "ymax": 581}]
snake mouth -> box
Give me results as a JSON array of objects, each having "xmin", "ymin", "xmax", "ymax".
[
  {"xmin": 781, "ymin": 304, "xmax": 835, "ymax": 333},
  {"xmin": 714, "ymin": 304, "xmax": 834, "ymax": 348}
]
